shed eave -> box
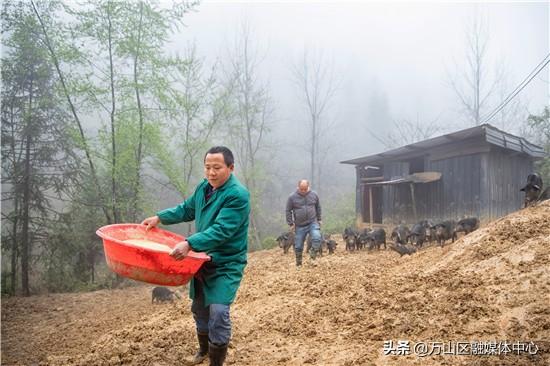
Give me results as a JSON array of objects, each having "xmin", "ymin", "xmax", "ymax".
[{"xmin": 340, "ymin": 123, "xmax": 546, "ymax": 166}]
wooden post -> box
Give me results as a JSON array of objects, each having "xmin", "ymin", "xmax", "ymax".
[
  {"xmin": 357, "ymin": 183, "xmax": 364, "ymax": 228},
  {"xmin": 369, "ymin": 186, "xmax": 373, "ymax": 228},
  {"xmin": 410, "ymin": 183, "xmax": 417, "ymax": 222}
]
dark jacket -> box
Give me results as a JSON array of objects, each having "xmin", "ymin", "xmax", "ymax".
[
  {"xmin": 286, "ymin": 190, "xmax": 321, "ymax": 227},
  {"xmin": 156, "ymin": 174, "xmax": 250, "ymax": 306}
]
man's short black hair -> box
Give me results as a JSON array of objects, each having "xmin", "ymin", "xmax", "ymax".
[{"xmin": 205, "ymin": 146, "xmax": 234, "ymax": 166}]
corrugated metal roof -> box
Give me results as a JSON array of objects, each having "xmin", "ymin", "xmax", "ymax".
[{"xmin": 340, "ymin": 124, "xmax": 546, "ymax": 165}]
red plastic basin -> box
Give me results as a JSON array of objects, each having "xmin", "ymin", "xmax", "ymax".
[{"xmin": 96, "ymin": 224, "xmax": 210, "ymax": 286}]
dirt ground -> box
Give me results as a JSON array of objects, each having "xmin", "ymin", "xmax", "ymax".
[{"xmin": 2, "ymin": 202, "xmax": 550, "ymax": 366}]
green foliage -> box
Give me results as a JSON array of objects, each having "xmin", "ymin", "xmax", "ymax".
[
  {"xmin": 39, "ymin": 179, "xmax": 105, "ymax": 291},
  {"xmin": 1, "ymin": 0, "xmax": 308, "ymax": 293},
  {"xmin": 322, "ymin": 192, "xmax": 356, "ymax": 235},
  {"xmin": 1, "ymin": 0, "xmax": 78, "ymax": 295},
  {"xmin": 261, "ymin": 236, "xmax": 277, "ymax": 250},
  {"xmin": 154, "ymin": 48, "xmax": 232, "ymax": 197},
  {"xmin": 1, "ymin": 272, "xmax": 14, "ymax": 295},
  {"xmin": 527, "ymin": 106, "xmax": 550, "ymax": 184},
  {"xmin": 67, "ymin": 0, "xmax": 201, "ymax": 222},
  {"xmin": 2, "ymin": 0, "xmax": 207, "ymax": 294}
]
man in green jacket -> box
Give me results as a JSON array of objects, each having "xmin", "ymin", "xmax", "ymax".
[{"xmin": 141, "ymin": 146, "xmax": 250, "ymax": 366}]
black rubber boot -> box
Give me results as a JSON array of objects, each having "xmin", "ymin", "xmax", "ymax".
[
  {"xmin": 190, "ymin": 332, "xmax": 209, "ymax": 365},
  {"xmin": 309, "ymin": 247, "xmax": 318, "ymax": 260},
  {"xmin": 208, "ymin": 342, "xmax": 228, "ymax": 366},
  {"xmin": 295, "ymin": 250, "xmax": 303, "ymax": 266}
]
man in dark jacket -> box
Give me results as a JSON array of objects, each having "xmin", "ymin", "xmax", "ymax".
[
  {"xmin": 285, "ymin": 179, "xmax": 322, "ymax": 266},
  {"xmin": 141, "ymin": 146, "xmax": 250, "ymax": 366}
]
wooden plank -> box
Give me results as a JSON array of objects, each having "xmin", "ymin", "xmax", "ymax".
[
  {"xmin": 362, "ymin": 171, "xmax": 442, "ymax": 186},
  {"xmin": 356, "ymin": 165, "xmax": 362, "ymax": 220},
  {"xmin": 361, "ymin": 176, "xmax": 385, "ymax": 182},
  {"xmin": 410, "ymin": 183, "xmax": 417, "ymax": 222},
  {"xmin": 369, "ymin": 187, "xmax": 374, "ymax": 227},
  {"xmin": 479, "ymin": 153, "xmax": 488, "ymax": 221},
  {"xmin": 408, "ymin": 171, "xmax": 442, "ymax": 183}
]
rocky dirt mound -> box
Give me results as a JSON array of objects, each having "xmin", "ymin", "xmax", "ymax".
[{"xmin": 2, "ymin": 202, "xmax": 549, "ymax": 365}]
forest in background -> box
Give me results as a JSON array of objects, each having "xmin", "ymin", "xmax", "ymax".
[{"xmin": 2, "ymin": 0, "xmax": 548, "ymax": 295}]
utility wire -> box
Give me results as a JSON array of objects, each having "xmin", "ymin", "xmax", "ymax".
[
  {"xmin": 502, "ymin": 52, "xmax": 550, "ymax": 102},
  {"xmin": 482, "ymin": 52, "xmax": 550, "ymax": 124}
]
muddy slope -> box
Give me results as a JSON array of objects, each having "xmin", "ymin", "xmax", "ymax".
[{"xmin": 2, "ymin": 202, "xmax": 549, "ymax": 365}]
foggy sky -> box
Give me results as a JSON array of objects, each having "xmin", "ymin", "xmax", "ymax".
[{"xmin": 163, "ymin": 1, "xmax": 549, "ymax": 200}]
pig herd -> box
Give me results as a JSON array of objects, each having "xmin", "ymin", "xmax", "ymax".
[
  {"xmin": 276, "ymin": 232, "xmax": 338, "ymax": 256},
  {"xmin": 275, "ymin": 173, "xmax": 547, "ymax": 257},
  {"xmin": 342, "ymin": 217, "xmax": 480, "ymax": 257},
  {"xmin": 275, "ymin": 217, "xmax": 479, "ymax": 257}
]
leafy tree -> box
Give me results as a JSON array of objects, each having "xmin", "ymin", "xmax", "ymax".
[
  {"xmin": 32, "ymin": 0, "xmax": 197, "ymax": 225},
  {"xmin": 54, "ymin": 0, "xmax": 197, "ymax": 287},
  {"xmin": 4, "ymin": 0, "xmax": 199, "ymax": 293},
  {"xmin": 224, "ymin": 21, "xmax": 274, "ymax": 249},
  {"xmin": 67, "ymin": 0, "xmax": 198, "ymax": 223},
  {"xmin": 31, "ymin": 0, "xmax": 114, "ymax": 224},
  {"xmin": 527, "ymin": 106, "xmax": 550, "ymax": 184},
  {"xmin": 159, "ymin": 46, "xmax": 232, "ymax": 197},
  {"xmin": 1, "ymin": 1, "xmax": 76, "ymax": 295}
]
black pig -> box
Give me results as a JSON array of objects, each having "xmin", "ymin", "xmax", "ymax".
[
  {"xmin": 433, "ymin": 221, "xmax": 456, "ymax": 246},
  {"xmin": 391, "ymin": 225, "xmax": 410, "ymax": 245},
  {"xmin": 453, "ymin": 217, "xmax": 479, "ymax": 237},
  {"xmin": 365, "ymin": 228, "xmax": 386, "ymax": 250},
  {"xmin": 408, "ymin": 223, "xmax": 427, "ymax": 248},
  {"xmin": 276, "ymin": 232, "xmax": 294, "ymax": 254},
  {"xmin": 152, "ymin": 287, "xmax": 180, "ymax": 303}
]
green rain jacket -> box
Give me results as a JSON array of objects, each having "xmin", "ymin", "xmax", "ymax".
[{"xmin": 156, "ymin": 174, "xmax": 250, "ymax": 306}]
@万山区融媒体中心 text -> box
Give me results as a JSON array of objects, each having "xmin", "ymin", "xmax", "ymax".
[{"xmin": 382, "ymin": 340, "xmax": 540, "ymax": 357}]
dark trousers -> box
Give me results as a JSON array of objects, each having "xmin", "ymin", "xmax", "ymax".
[{"xmin": 191, "ymin": 279, "xmax": 231, "ymax": 345}]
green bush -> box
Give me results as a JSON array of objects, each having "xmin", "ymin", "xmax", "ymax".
[
  {"xmin": 1, "ymin": 271, "xmax": 14, "ymax": 295},
  {"xmin": 528, "ymin": 107, "xmax": 550, "ymax": 184},
  {"xmin": 322, "ymin": 192, "xmax": 356, "ymax": 235},
  {"xmin": 262, "ymin": 236, "xmax": 277, "ymax": 250}
]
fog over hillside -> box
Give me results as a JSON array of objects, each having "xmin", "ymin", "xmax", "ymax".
[{"xmin": 163, "ymin": 1, "xmax": 548, "ymax": 202}]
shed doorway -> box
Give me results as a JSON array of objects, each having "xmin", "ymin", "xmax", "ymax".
[{"xmin": 362, "ymin": 185, "xmax": 383, "ymax": 224}]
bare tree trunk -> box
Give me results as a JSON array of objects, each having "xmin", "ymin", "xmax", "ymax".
[
  {"xmin": 225, "ymin": 22, "xmax": 272, "ymax": 249},
  {"xmin": 249, "ymin": 214, "xmax": 262, "ymax": 250},
  {"xmin": 88, "ymin": 243, "xmax": 98, "ymax": 284},
  {"xmin": 31, "ymin": 0, "xmax": 113, "ymax": 224},
  {"xmin": 310, "ymin": 114, "xmax": 316, "ymax": 187},
  {"xmin": 448, "ymin": 13, "xmax": 503, "ymax": 127},
  {"xmin": 107, "ymin": 7, "xmax": 119, "ymax": 223},
  {"xmin": 131, "ymin": 1, "xmax": 145, "ymax": 223},
  {"xmin": 8, "ymin": 106, "xmax": 19, "ymax": 294},
  {"xmin": 21, "ymin": 78, "xmax": 33, "ymax": 297},
  {"xmin": 292, "ymin": 48, "xmax": 337, "ymax": 192},
  {"xmin": 11, "ymin": 199, "xmax": 19, "ymax": 294},
  {"xmin": 244, "ymin": 175, "xmax": 261, "ymax": 250},
  {"xmin": 243, "ymin": 51, "xmax": 262, "ymax": 248},
  {"xmin": 474, "ymin": 33, "xmax": 481, "ymax": 125}
]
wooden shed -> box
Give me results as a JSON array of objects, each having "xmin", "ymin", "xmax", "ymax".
[{"xmin": 341, "ymin": 124, "xmax": 546, "ymax": 228}]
